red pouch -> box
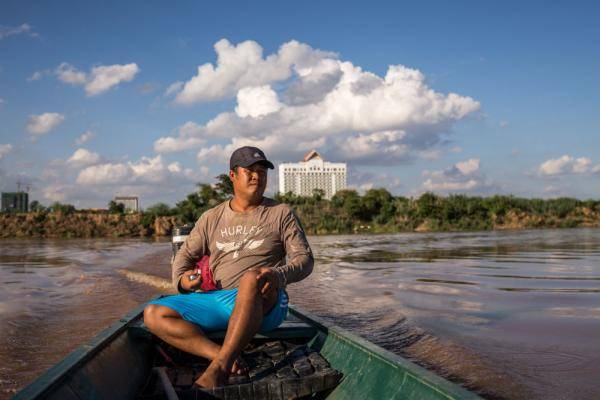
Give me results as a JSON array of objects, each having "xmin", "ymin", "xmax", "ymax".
[{"xmin": 196, "ymin": 255, "xmax": 218, "ymax": 291}]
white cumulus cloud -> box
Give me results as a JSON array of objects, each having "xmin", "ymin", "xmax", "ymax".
[
  {"xmin": 75, "ymin": 130, "xmax": 95, "ymax": 145},
  {"xmin": 26, "ymin": 112, "xmax": 65, "ymax": 137},
  {"xmin": 77, "ymin": 163, "xmax": 133, "ymax": 185},
  {"xmin": 167, "ymin": 162, "xmax": 182, "ymax": 173},
  {"xmin": 164, "ymin": 81, "xmax": 184, "ymax": 96},
  {"xmin": 27, "ymin": 71, "xmax": 45, "ymax": 81},
  {"xmin": 235, "ymin": 85, "xmax": 283, "ymax": 118},
  {"xmin": 455, "ymin": 158, "xmax": 480, "ymax": 175},
  {"xmin": 55, "ymin": 63, "xmax": 87, "ymax": 85},
  {"xmin": 423, "ymin": 178, "xmax": 479, "ymax": 192},
  {"xmin": 85, "ymin": 63, "xmax": 140, "ymax": 96},
  {"xmin": 76, "ymin": 155, "xmax": 198, "ymax": 186},
  {"xmin": 0, "ymin": 144, "xmax": 13, "ymax": 160},
  {"xmin": 0, "ymin": 23, "xmax": 38, "ymax": 40},
  {"xmin": 42, "ymin": 184, "xmax": 69, "ymax": 203},
  {"xmin": 154, "ymin": 121, "xmax": 205, "ymax": 153},
  {"xmin": 52, "ymin": 62, "xmax": 140, "ymax": 96},
  {"xmin": 67, "ymin": 149, "xmax": 102, "ymax": 168},
  {"xmin": 156, "ymin": 38, "xmax": 481, "ymax": 166},
  {"xmin": 330, "ymin": 131, "xmax": 409, "ymax": 165},
  {"xmin": 347, "ymin": 169, "xmax": 403, "ymax": 194},
  {"xmin": 538, "ymin": 155, "xmax": 598, "ymax": 176},
  {"xmin": 154, "ymin": 136, "xmax": 205, "ymax": 153},
  {"xmin": 421, "ymin": 158, "xmax": 493, "ymax": 194},
  {"xmin": 171, "ymin": 39, "xmax": 335, "ymax": 104}
]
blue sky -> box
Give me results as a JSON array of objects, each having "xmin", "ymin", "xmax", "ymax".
[{"xmin": 0, "ymin": 1, "xmax": 598, "ymax": 208}]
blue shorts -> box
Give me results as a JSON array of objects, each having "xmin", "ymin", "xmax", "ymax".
[{"xmin": 148, "ymin": 288, "xmax": 288, "ymax": 332}]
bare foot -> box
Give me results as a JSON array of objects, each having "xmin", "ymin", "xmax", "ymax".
[
  {"xmin": 231, "ymin": 356, "xmax": 248, "ymax": 375},
  {"xmin": 196, "ymin": 361, "xmax": 229, "ymax": 388}
]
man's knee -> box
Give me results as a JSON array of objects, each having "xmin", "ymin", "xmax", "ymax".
[
  {"xmin": 144, "ymin": 304, "xmax": 176, "ymax": 331},
  {"xmin": 143, "ymin": 304, "xmax": 159, "ymax": 330},
  {"xmin": 238, "ymin": 269, "xmax": 260, "ymax": 292}
]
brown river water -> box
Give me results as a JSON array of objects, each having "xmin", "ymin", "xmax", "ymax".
[{"xmin": 1, "ymin": 228, "xmax": 599, "ymax": 399}]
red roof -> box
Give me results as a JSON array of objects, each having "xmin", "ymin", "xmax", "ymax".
[{"xmin": 302, "ymin": 149, "xmax": 323, "ymax": 162}]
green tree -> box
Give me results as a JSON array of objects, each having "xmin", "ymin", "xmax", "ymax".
[
  {"xmin": 416, "ymin": 192, "xmax": 439, "ymax": 219},
  {"xmin": 108, "ymin": 201, "xmax": 125, "ymax": 214},
  {"xmin": 547, "ymin": 197, "xmax": 579, "ymax": 218},
  {"xmin": 331, "ymin": 190, "xmax": 363, "ymax": 218},
  {"xmin": 173, "ymin": 183, "xmax": 219, "ymax": 223},
  {"xmin": 145, "ymin": 202, "xmax": 173, "ymax": 216},
  {"xmin": 29, "ymin": 200, "xmax": 46, "ymax": 212},
  {"xmin": 175, "ymin": 193, "xmax": 204, "ymax": 223},
  {"xmin": 214, "ymin": 173, "xmax": 234, "ymax": 198},
  {"xmin": 393, "ymin": 197, "xmax": 411, "ymax": 217},
  {"xmin": 50, "ymin": 202, "xmax": 76, "ymax": 214},
  {"xmin": 362, "ymin": 188, "xmax": 393, "ymax": 221},
  {"xmin": 198, "ymin": 183, "xmax": 221, "ymax": 207},
  {"xmin": 441, "ymin": 194, "xmax": 468, "ymax": 222},
  {"xmin": 312, "ymin": 188, "xmax": 325, "ymax": 202}
]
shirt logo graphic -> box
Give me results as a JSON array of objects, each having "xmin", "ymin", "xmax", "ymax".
[{"xmin": 216, "ymin": 238, "xmax": 265, "ymax": 258}]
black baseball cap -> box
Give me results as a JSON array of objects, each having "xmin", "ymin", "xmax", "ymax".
[{"xmin": 229, "ymin": 146, "xmax": 274, "ymax": 170}]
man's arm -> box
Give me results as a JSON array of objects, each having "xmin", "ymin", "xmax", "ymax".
[
  {"xmin": 172, "ymin": 213, "xmax": 210, "ymax": 293},
  {"xmin": 272, "ymin": 207, "xmax": 314, "ymax": 288}
]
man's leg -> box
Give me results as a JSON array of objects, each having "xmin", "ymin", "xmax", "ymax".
[
  {"xmin": 196, "ymin": 270, "xmax": 278, "ymax": 387},
  {"xmin": 143, "ymin": 304, "xmax": 221, "ymax": 360}
]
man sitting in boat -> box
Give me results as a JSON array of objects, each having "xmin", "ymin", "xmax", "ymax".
[{"xmin": 143, "ymin": 146, "xmax": 314, "ymax": 388}]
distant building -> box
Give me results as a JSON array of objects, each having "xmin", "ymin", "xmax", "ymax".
[
  {"xmin": 114, "ymin": 196, "xmax": 139, "ymax": 213},
  {"xmin": 1, "ymin": 192, "xmax": 29, "ymax": 213},
  {"xmin": 279, "ymin": 150, "xmax": 347, "ymax": 200}
]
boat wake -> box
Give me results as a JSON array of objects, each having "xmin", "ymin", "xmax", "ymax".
[{"xmin": 117, "ymin": 269, "xmax": 175, "ymax": 293}]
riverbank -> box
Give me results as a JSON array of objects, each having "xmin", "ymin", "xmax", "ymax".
[
  {"xmin": 295, "ymin": 204, "xmax": 600, "ymax": 234},
  {"xmin": 1, "ymin": 205, "xmax": 598, "ymax": 238},
  {"xmin": 0, "ymin": 212, "xmax": 179, "ymax": 238},
  {"xmin": 6, "ymin": 189, "xmax": 599, "ymax": 238}
]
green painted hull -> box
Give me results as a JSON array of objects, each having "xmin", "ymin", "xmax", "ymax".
[
  {"xmin": 291, "ymin": 308, "xmax": 481, "ymax": 400},
  {"xmin": 13, "ymin": 301, "xmax": 482, "ymax": 400}
]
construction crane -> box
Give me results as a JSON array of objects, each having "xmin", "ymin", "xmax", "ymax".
[{"xmin": 16, "ymin": 180, "xmax": 33, "ymax": 192}]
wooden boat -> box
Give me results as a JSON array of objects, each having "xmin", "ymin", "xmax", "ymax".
[{"xmin": 13, "ymin": 301, "xmax": 482, "ymax": 399}]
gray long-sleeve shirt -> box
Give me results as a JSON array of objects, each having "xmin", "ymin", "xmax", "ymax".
[{"xmin": 172, "ymin": 197, "xmax": 313, "ymax": 292}]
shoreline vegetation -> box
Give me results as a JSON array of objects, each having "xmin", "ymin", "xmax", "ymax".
[{"xmin": 2, "ymin": 175, "xmax": 599, "ymax": 238}]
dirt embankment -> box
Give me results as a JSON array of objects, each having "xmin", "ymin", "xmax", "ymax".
[
  {"xmin": 0, "ymin": 212, "xmax": 180, "ymax": 238},
  {"xmin": 412, "ymin": 207, "xmax": 600, "ymax": 232},
  {"xmin": 1, "ymin": 206, "xmax": 599, "ymax": 238},
  {"xmin": 492, "ymin": 207, "xmax": 600, "ymax": 230}
]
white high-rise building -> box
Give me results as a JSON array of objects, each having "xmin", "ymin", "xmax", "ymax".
[
  {"xmin": 279, "ymin": 150, "xmax": 347, "ymax": 199},
  {"xmin": 114, "ymin": 196, "xmax": 139, "ymax": 213}
]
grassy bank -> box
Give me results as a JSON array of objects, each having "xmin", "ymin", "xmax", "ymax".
[
  {"xmin": 288, "ymin": 192, "xmax": 600, "ymax": 234},
  {"xmin": 0, "ymin": 211, "xmax": 178, "ymax": 238},
  {"xmin": 2, "ymin": 184, "xmax": 599, "ymax": 238}
]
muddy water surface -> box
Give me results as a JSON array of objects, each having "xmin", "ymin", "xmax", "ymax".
[
  {"xmin": 1, "ymin": 229, "xmax": 599, "ymax": 399},
  {"xmin": 0, "ymin": 238, "xmax": 169, "ymax": 398}
]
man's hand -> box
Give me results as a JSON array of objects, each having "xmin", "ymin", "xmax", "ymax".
[
  {"xmin": 255, "ymin": 267, "xmax": 279, "ymax": 296},
  {"xmin": 179, "ymin": 269, "xmax": 202, "ymax": 292}
]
